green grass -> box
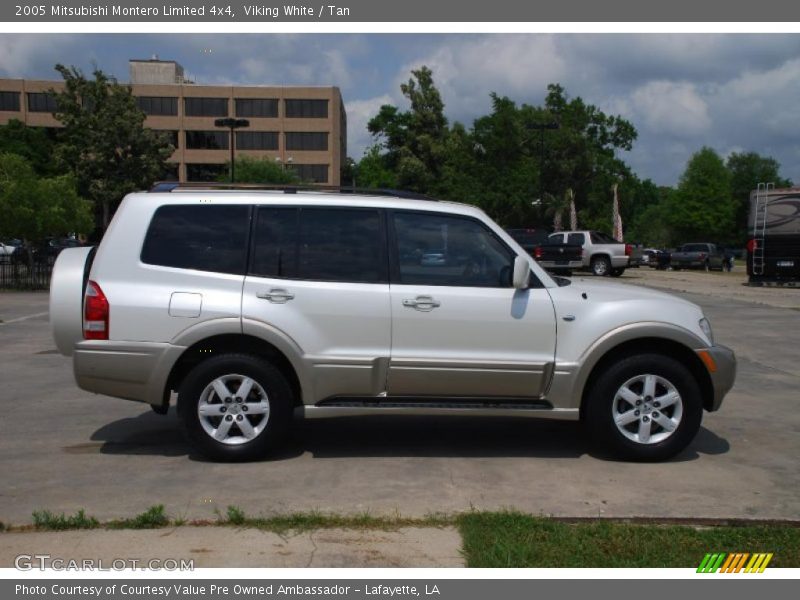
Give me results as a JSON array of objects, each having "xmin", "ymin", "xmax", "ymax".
[
  {"xmin": 457, "ymin": 511, "xmax": 800, "ymax": 568},
  {"xmin": 32, "ymin": 509, "xmax": 99, "ymax": 531},
  {"xmin": 217, "ymin": 506, "xmax": 451, "ymax": 533},
  {"xmin": 108, "ymin": 505, "xmax": 169, "ymax": 529}
]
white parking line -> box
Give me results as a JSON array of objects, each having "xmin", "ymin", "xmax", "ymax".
[{"xmin": 0, "ymin": 311, "xmax": 49, "ymax": 325}]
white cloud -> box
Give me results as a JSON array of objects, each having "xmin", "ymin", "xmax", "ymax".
[
  {"xmin": 630, "ymin": 81, "xmax": 711, "ymax": 136},
  {"xmin": 345, "ymin": 94, "xmax": 393, "ymax": 159}
]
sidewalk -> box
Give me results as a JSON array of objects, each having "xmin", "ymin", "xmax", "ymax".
[{"xmin": 0, "ymin": 526, "xmax": 464, "ymax": 568}]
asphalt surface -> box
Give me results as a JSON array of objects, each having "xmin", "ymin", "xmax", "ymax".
[{"xmin": 0, "ymin": 277, "xmax": 798, "ymax": 526}]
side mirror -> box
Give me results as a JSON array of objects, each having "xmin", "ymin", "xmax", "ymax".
[{"xmin": 512, "ymin": 255, "xmax": 530, "ymax": 289}]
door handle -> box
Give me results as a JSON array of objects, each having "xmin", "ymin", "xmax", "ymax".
[
  {"xmin": 256, "ymin": 288, "xmax": 295, "ymax": 303},
  {"xmin": 402, "ymin": 295, "xmax": 441, "ymax": 312}
]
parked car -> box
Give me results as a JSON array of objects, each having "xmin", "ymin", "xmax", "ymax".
[
  {"xmin": 670, "ymin": 243, "xmax": 725, "ymax": 271},
  {"xmin": 640, "ymin": 248, "xmax": 669, "ymax": 270},
  {"xmin": 549, "ymin": 230, "xmax": 631, "ymax": 276},
  {"xmin": 506, "ymin": 229, "xmax": 583, "ymax": 275},
  {"xmin": 0, "ymin": 240, "xmax": 17, "ymax": 263},
  {"xmin": 50, "ymin": 185, "xmax": 735, "ymax": 462}
]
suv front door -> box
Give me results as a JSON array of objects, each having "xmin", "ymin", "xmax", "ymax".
[{"xmin": 387, "ymin": 210, "xmax": 557, "ymax": 399}]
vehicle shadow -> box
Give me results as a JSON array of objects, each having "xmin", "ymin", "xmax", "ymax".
[{"xmin": 87, "ymin": 409, "xmax": 730, "ymax": 462}]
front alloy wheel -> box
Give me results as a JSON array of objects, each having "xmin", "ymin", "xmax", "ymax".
[
  {"xmin": 585, "ymin": 353, "xmax": 702, "ymax": 461},
  {"xmin": 611, "ymin": 374, "xmax": 683, "ymax": 445}
]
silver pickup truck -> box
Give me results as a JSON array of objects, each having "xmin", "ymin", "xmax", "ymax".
[{"xmin": 549, "ymin": 230, "xmax": 631, "ymax": 276}]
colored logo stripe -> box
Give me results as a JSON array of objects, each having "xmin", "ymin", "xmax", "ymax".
[{"xmin": 697, "ymin": 552, "xmax": 773, "ymax": 573}]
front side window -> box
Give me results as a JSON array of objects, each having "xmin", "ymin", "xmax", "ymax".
[
  {"xmin": 393, "ymin": 212, "xmax": 514, "ymax": 287},
  {"xmin": 251, "ymin": 207, "xmax": 386, "ymax": 284},
  {"xmin": 141, "ymin": 205, "xmax": 249, "ymax": 274}
]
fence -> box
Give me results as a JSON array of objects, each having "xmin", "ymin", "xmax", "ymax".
[{"xmin": 0, "ymin": 261, "xmax": 53, "ymax": 290}]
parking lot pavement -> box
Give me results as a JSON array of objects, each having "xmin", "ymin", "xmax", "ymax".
[{"xmin": 0, "ymin": 281, "xmax": 798, "ymax": 527}]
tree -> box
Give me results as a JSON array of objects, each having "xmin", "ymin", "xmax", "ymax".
[
  {"xmin": 51, "ymin": 64, "xmax": 174, "ymax": 233},
  {"xmin": 0, "ymin": 153, "xmax": 92, "ymax": 264},
  {"xmin": 367, "ymin": 66, "xmax": 450, "ymax": 192},
  {"xmin": 666, "ymin": 147, "xmax": 735, "ymax": 244},
  {"xmin": 217, "ymin": 156, "xmax": 300, "ymax": 185},
  {"xmin": 726, "ymin": 152, "xmax": 792, "ymax": 242},
  {"xmin": 0, "ymin": 119, "xmax": 57, "ymax": 176}
]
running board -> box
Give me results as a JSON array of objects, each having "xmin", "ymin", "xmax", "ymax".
[{"xmin": 297, "ymin": 398, "xmax": 579, "ymax": 421}]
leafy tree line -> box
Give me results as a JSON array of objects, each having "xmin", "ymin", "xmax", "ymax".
[{"xmin": 350, "ymin": 67, "xmax": 792, "ymax": 246}]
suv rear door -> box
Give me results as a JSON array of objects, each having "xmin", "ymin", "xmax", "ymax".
[
  {"xmin": 241, "ymin": 206, "xmax": 391, "ymax": 402},
  {"xmin": 387, "ymin": 210, "xmax": 557, "ymax": 399}
]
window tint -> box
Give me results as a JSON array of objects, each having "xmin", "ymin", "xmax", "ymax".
[
  {"xmin": 185, "ymin": 130, "xmax": 229, "ymax": 150},
  {"xmin": 251, "ymin": 208, "xmax": 298, "ymax": 278},
  {"xmin": 141, "ymin": 205, "xmax": 249, "ymax": 274},
  {"xmin": 184, "ymin": 97, "xmax": 228, "ymax": 117},
  {"xmin": 393, "ymin": 212, "xmax": 514, "ymax": 287},
  {"xmin": 285, "ymin": 131, "xmax": 328, "ymax": 151},
  {"xmin": 590, "ymin": 231, "xmax": 618, "ymax": 244},
  {"xmin": 0, "ymin": 91, "xmax": 20, "ymax": 111},
  {"xmin": 567, "ymin": 233, "xmax": 585, "ymax": 245},
  {"xmin": 290, "ymin": 164, "xmax": 328, "ymax": 183},
  {"xmin": 285, "ymin": 99, "xmax": 328, "ymax": 118},
  {"xmin": 235, "ymin": 98, "xmax": 278, "ymax": 118},
  {"xmin": 236, "ymin": 131, "xmax": 278, "ymax": 150},
  {"xmin": 251, "ymin": 208, "xmax": 386, "ymax": 283},
  {"xmin": 136, "ymin": 96, "xmax": 178, "ymax": 116},
  {"xmin": 27, "ymin": 92, "xmax": 58, "ymax": 113}
]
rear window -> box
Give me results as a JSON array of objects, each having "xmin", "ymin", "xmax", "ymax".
[
  {"xmin": 590, "ymin": 231, "xmax": 619, "ymax": 244},
  {"xmin": 140, "ymin": 205, "xmax": 250, "ymax": 274}
]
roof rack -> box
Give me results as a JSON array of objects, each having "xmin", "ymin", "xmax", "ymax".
[{"xmin": 148, "ymin": 181, "xmax": 437, "ymax": 201}]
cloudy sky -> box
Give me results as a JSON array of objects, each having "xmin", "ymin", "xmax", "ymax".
[{"xmin": 2, "ymin": 33, "xmax": 800, "ymax": 186}]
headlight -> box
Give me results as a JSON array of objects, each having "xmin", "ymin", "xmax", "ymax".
[{"xmin": 699, "ymin": 317, "xmax": 714, "ymax": 346}]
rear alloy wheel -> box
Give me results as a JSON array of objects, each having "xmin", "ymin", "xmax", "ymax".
[
  {"xmin": 178, "ymin": 354, "xmax": 293, "ymax": 461},
  {"xmin": 585, "ymin": 354, "xmax": 703, "ymax": 461},
  {"xmin": 591, "ymin": 256, "xmax": 611, "ymax": 276}
]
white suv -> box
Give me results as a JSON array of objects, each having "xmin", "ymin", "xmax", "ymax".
[{"xmin": 50, "ymin": 186, "xmax": 736, "ymax": 462}]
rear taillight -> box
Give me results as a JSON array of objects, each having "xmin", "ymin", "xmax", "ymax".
[
  {"xmin": 534, "ymin": 246, "xmax": 543, "ymax": 259},
  {"xmin": 746, "ymin": 239, "xmax": 757, "ymax": 252},
  {"xmin": 84, "ymin": 280, "xmax": 109, "ymax": 340},
  {"xmin": 625, "ymin": 244, "xmax": 633, "ymax": 256}
]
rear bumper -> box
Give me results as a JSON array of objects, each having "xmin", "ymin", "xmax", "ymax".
[
  {"xmin": 73, "ymin": 340, "xmax": 183, "ymax": 405},
  {"xmin": 538, "ymin": 259, "xmax": 582, "ymax": 269},
  {"xmin": 611, "ymin": 256, "xmax": 629, "ymax": 268},
  {"xmin": 700, "ymin": 344, "xmax": 736, "ymax": 411}
]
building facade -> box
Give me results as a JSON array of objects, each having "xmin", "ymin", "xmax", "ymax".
[{"xmin": 0, "ymin": 58, "xmax": 347, "ymax": 185}]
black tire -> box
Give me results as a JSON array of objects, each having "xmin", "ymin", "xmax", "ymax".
[
  {"xmin": 177, "ymin": 353, "xmax": 294, "ymax": 462},
  {"xmin": 591, "ymin": 256, "xmax": 611, "ymax": 276},
  {"xmin": 584, "ymin": 353, "xmax": 703, "ymax": 462},
  {"xmin": 610, "ymin": 268, "xmax": 625, "ymax": 277}
]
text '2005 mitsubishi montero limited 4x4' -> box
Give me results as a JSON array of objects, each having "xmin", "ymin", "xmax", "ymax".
[{"xmin": 50, "ymin": 185, "xmax": 736, "ymax": 462}]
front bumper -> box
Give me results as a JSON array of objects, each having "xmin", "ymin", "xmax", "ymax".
[{"xmin": 699, "ymin": 344, "xmax": 736, "ymax": 411}]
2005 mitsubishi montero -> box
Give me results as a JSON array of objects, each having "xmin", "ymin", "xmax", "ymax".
[{"xmin": 50, "ymin": 185, "xmax": 736, "ymax": 462}]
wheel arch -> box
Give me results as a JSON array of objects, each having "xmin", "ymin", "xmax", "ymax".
[
  {"xmin": 166, "ymin": 333, "xmax": 305, "ymax": 408},
  {"xmin": 578, "ymin": 337, "xmax": 714, "ymax": 418}
]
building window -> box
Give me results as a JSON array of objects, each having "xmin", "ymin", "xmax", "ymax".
[
  {"xmin": 136, "ymin": 96, "xmax": 178, "ymax": 116},
  {"xmin": 285, "ymin": 132, "xmax": 328, "ymax": 151},
  {"xmin": 285, "ymin": 99, "xmax": 328, "ymax": 118},
  {"xmin": 27, "ymin": 92, "xmax": 58, "ymax": 113},
  {"xmin": 184, "ymin": 97, "xmax": 228, "ymax": 117},
  {"xmin": 159, "ymin": 163, "xmax": 180, "ymax": 181},
  {"xmin": 236, "ymin": 131, "xmax": 279, "ymax": 150},
  {"xmin": 186, "ymin": 163, "xmax": 228, "ymax": 182},
  {"xmin": 185, "ymin": 130, "xmax": 229, "ymax": 150},
  {"xmin": 235, "ymin": 98, "xmax": 278, "ymax": 118},
  {"xmin": 0, "ymin": 91, "xmax": 21, "ymax": 111},
  {"xmin": 155, "ymin": 130, "xmax": 179, "ymax": 148},
  {"xmin": 291, "ymin": 164, "xmax": 329, "ymax": 184}
]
